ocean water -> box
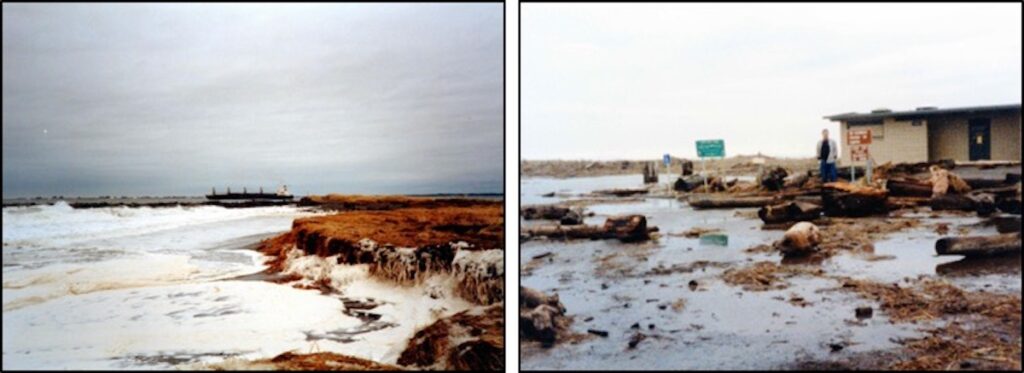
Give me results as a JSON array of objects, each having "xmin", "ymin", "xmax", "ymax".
[{"xmin": 1, "ymin": 202, "xmax": 468, "ymax": 369}]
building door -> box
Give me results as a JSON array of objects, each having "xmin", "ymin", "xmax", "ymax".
[{"xmin": 968, "ymin": 119, "xmax": 991, "ymax": 161}]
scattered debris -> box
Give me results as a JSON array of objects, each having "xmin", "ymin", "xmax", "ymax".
[
  {"xmin": 855, "ymin": 306, "xmax": 873, "ymax": 319},
  {"xmin": 588, "ymin": 329, "xmax": 609, "ymax": 337},
  {"xmin": 627, "ymin": 332, "xmax": 647, "ymax": 349}
]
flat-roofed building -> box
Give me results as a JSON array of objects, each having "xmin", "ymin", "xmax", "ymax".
[{"xmin": 824, "ymin": 104, "xmax": 1021, "ymax": 165}]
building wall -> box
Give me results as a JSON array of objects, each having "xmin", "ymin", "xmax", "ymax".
[
  {"xmin": 928, "ymin": 111, "xmax": 1021, "ymax": 161},
  {"xmin": 839, "ymin": 118, "xmax": 928, "ymax": 165},
  {"xmin": 991, "ymin": 112, "xmax": 1022, "ymax": 161}
]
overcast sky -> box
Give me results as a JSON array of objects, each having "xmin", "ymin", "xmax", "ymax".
[
  {"xmin": 2, "ymin": 3, "xmax": 503, "ymax": 198},
  {"xmin": 522, "ymin": 3, "xmax": 1022, "ymax": 161}
]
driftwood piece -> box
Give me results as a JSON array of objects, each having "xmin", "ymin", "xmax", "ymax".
[
  {"xmin": 963, "ymin": 178, "xmax": 1008, "ymax": 190},
  {"xmin": 521, "ymin": 205, "xmax": 584, "ymax": 225},
  {"xmin": 689, "ymin": 195, "xmax": 777, "ymax": 209},
  {"xmin": 997, "ymin": 195, "xmax": 1021, "ymax": 215},
  {"xmin": 593, "ymin": 187, "xmax": 647, "ymax": 196},
  {"xmin": 758, "ymin": 201, "xmax": 823, "ymax": 224},
  {"xmin": 674, "ymin": 175, "xmax": 705, "ymax": 192},
  {"xmin": 885, "ymin": 178, "xmax": 933, "ymax": 197},
  {"xmin": 524, "ymin": 215, "xmax": 656, "ymax": 242},
  {"xmin": 935, "ymin": 232, "xmax": 1021, "ymax": 257},
  {"xmin": 821, "ymin": 182, "xmax": 889, "ymax": 217},
  {"xmin": 519, "ymin": 286, "xmax": 568, "ymax": 347},
  {"xmin": 784, "ymin": 172, "xmax": 811, "ymax": 189},
  {"xmin": 759, "ymin": 166, "xmax": 789, "ymax": 191},
  {"xmin": 930, "ymin": 194, "xmax": 997, "ymax": 216},
  {"xmin": 642, "ymin": 163, "xmax": 658, "ymax": 184},
  {"xmin": 680, "ymin": 160, "xmax": 694, "ymax": 176}
]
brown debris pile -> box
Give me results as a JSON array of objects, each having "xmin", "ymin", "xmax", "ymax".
[
  {"xmin": 397, "ymin": 304, "xmax": 504, "ymax": 371},
  {"xmin": 892, "ymin": 322, "xmax": 1021, "ymax": 370},
  {"xmin": 721, "ymin": 261, "xmax": 823, "ymax": 291},
  {"xmin": 838, "ymin": 278, "xmax": 1021, "ymax": 324},
  {"xmin": 519, "ymin": 286, "xmax": 574, "ymax": 348},
  {"xmin": 837, "ymin": 277, "xmax": 1021, "ymax": 370}
]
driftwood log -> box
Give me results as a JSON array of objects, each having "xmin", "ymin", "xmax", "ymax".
[
  {"xmin": 784, "ymin": 172, "xmax": 811, "ymax": 189},
  {"xmin": 997, "ymin": 195, "xmax": 1021, "ymax": 215},
  {"xmin": 680, "ymin": 160, "xmax": 694, "ymax": 176},
  {"xmin": 524, "ymin": 215, "xmax": 656, "ymax": 242},
  {"xmin": 759, "ymin": 166, "xmax": 789, "ymax": 191},
  {"xmin": 963, "ymin": 178, "xmax": 1008, "ymax": 190},
  {"xmin": 935, "ymin": 232, "xmax": 1021, "ymax": 257},
  {"xmin": 758, "ymin": 201, "xmax": 823, "ymax": 224},
  {"xmin": 592, "ymin": 188, "xmax": 649, "ymax": 197},
  {"xmin": 521, "ymin": 205, "xmax": 584, "ymax": 225},
  {"xmin": 929, "ymin": 194, "xmax": 997, "ymax": 216},
  {"xmin": 689, "ymin": 195, "xmax": 777, "ymax": 209},
  {"xmin": 674, "ymin": 175, "xmax": 705, "ymax": 192},
  {"xmin": 643, "ymin": 163, "xmax": 658, "ymax": 184},
  {"xmin": 821, "ymin": 182, "xmax": 889, "ymax": 217},
  {"xmin": 520, "ymin": 286, "xmax": 568, "ymax": 347},
  {"xmin": 885, "ymin": 178, "xmax": 933, "ymax": 197}
]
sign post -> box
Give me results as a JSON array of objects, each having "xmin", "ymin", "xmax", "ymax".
[
  {"xmin": 696, "ymin": 140, "xmax": 725, "ymax": 190},
  {"xmin": 847, "ymin": 129, "xmax": 872, "ymax": 183}
]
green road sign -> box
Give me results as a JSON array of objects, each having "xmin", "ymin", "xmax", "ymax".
[{"xmin": 696, "ymin": 139, "xmax": 725, "ymax": 158}]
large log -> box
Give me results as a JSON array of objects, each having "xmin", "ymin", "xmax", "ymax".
[
  {"xmin": 963, "ymin": 178, "xmax": 1007, "ymax": 190},
  {"xmin": 930, "ymin": 194, "xmax": 997, "ymax": 215},
  {"xmin": 784, "ymin": 172, "xmax": 811, "ymax": 189},
  {"xmin": 758, "ymin": 201, "xmax": 823, "ymax": 224},
  {"xmin": 689, "ymin": 195, "xmax": 777, "ymax": 209},
  {"xmin": 935, "ymin": 232, "xmax": 1021, "ymax": 257},
  {"xmin": 602, "ymin": 215, "xmax": 656, "ymax": 242},
  {"xmin": 997, "ymin": 195, "xmax": 1021, "ymax": 215},
  {"xmin": 885, "ymin": 178, "xmax": 932, "ymax": 197},
  {"xmin": 642, "ymin": 163, "xmax": 658, "ymax": 184},
  {"xmin": 821, "ymin": 182, "xmax": 889, "ymax": 217},
  {"xmin": 593, "ymin": 188, "xmax": 649, "ymax": 197},
  {"xmin": 674, "ymin": 175, "xmax": 706, "ymax": 192},
  {"xmin": 521, "ymin": 205, "xmax": 583, "ymax": 225},
  {"xmin": 759, "ymin": 166, "xmax": 789, "ymax": 191},
  {"xmin": 524, "ymin": 215, "xmax": 656, "ymax": 242},
  {"xmin": 680, "ymin": 160, "xmax": 694, "ymax": 176}
]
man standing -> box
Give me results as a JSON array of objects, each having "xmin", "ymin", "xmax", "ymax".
[{"xmin": 817, "ymin": 129, "xmax": 838, "ymax": 182}]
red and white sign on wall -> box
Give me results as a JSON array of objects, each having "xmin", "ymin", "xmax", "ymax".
[{"xmin": 848, "ymin": 128, "xmax": 872, "ymax": 145}]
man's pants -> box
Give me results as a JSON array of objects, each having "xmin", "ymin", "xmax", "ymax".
[{"xmin": 820, "ymin": 161, "xmax": 838, "ymax": 183}]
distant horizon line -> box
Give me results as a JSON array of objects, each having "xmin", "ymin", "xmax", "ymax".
[{"xmin": 2, "ymin": 191, "xmax": 505, "ymax": 201}]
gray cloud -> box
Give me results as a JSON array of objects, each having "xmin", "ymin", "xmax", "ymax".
[{"xmin": 3, "ymin": 3, "xmax": 503, "ymax": 198}]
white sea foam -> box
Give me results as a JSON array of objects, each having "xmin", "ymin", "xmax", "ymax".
[{"xmin": 1, "ymin": 204, "xmax": 481, "ymax": 369}]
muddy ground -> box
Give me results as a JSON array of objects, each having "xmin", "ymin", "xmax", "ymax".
[{"xmin": 520, "ymin": 172, "xmax": 1021, "ymax": 370}]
